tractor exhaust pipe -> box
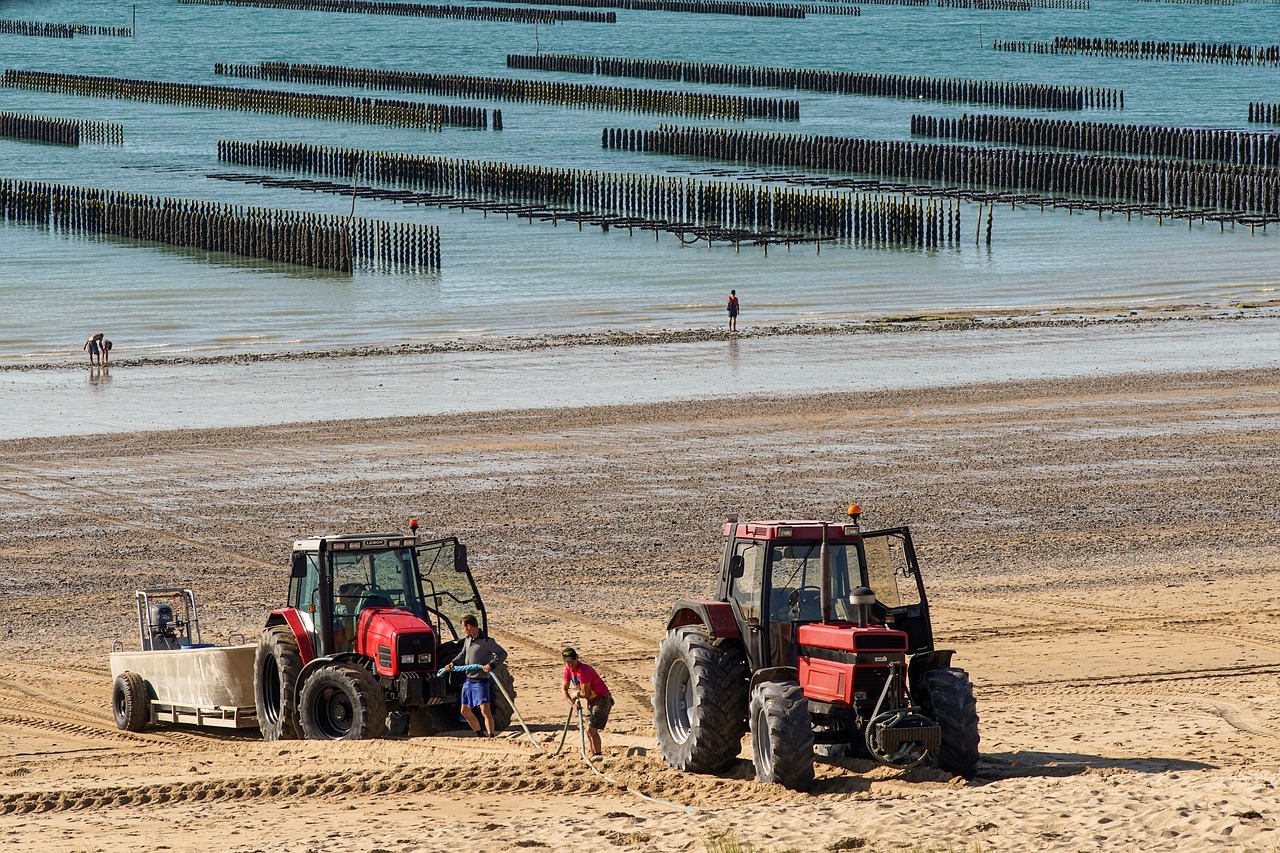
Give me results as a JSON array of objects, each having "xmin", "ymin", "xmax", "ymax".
[{"xmin": 819, "ymin": 519, "xmax": 830, "ymax": 624}]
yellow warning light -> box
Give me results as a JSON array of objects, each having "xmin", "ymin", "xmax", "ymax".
[
  {"xmin": 409, "ymin": 518, "xmax": 419, "ymax": 532},
  {"xmin": 847, "ymin": 504, "xmax": 862, "ymax": 519}
]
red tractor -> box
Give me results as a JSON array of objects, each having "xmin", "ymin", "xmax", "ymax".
[
  {"xmin": 653, "ymin": 507, "xmax": 978, "ymax": 790},
  {"xmin": 254, "ymin": 523, "xmax": 515, "ymax": 740}
]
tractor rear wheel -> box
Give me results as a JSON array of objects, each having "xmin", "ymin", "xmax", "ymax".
[
  {"xmin": 653, "ymin": 627, "xmax": 748, "ymax": 773},
  {"xmin": 749, "ymin": 680, "xmax": 815, "ymax": 790},
  {"xmin": 112, "ymin": 672, "xmax": 150, "ymax": 732},
  {"xmin": 923, "ymin": 667, "xmax": 980, "ymax": 780},
  {"xmin": 254, "ymin": 626, "xmax": 303, "ymax": 741},
  {"xmin": 488, "ymin": 664, "xmax": 517, "ymax": 733},
  {"xmin": 298, "ymin": 665, "xmax": 388, "ymax": 740}
]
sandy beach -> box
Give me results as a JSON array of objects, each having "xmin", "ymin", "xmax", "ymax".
[{"xmin": 3, "ymin": 326, "xmax": 1280, "ymax": 852}]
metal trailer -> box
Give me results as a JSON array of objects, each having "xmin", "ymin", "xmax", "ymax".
[{"xmin": 109, "ymin": 589, "xmax": 258, "ymax": 731}]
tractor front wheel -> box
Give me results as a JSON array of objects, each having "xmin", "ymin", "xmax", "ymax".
[
  {"xmin": 298, "ymin": 665, "xmax": 388, "ymax": 741},
  {"xmin": 749, "ymin": 680, "xmax": 815, "ymax": 790},
  {"xmin": 923, "ymin": 667, "xmax": 980, "ymax": 780},
  {"xmin": 653, "ymin": 627, "xmax": 748, "ymax": 773},
  {"xmin": 112, "ymin": 672, "xmax": 150, "ymax": 732},
  {"xmin": 254, "ymin": 626, "xmax": 303, "ymax": 741}
]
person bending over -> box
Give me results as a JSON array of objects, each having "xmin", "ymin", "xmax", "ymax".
[{"xmin": 561, "ymin": 647, "xmax": 613, "ymax": 758}]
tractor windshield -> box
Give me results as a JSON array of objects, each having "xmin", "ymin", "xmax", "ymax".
[
  {"xmin": 767, "ymin": 542, "xmax": 865, "ymax": 622},
  {"xmin": 332, "ymin": 547, "xmax": 428, "ymax": 617}
]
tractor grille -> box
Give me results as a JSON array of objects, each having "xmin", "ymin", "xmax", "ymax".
[
  {"xmin": 855, "ymin": 634, "xmax": 907, "ymax": 651},
  {"xmin": 396, "ymin": 634, "xmax": 433, "ymax": 670},
  {"xmin": 853, "ymin": 667, "xmax": 892, "ymax": 704}
]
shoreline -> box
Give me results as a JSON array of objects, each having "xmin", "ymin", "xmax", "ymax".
[
  {"xmin": 4, "ymin": 316, "xmax": 1280, "ymax": 441},
  {"xmin": 7, "ymin": 301, "xmax": 1280, "ymax": 372}
]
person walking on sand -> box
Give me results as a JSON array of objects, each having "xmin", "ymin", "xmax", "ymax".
[
  {"xmin": 726, "ymin": 289, "xmax": 740, "ymax": 332},
  {"xmin": 83, "ymin": 333, "xmax": 103, "ymax": 366},
  {"xmin": 561, "ymin": 647, "xmax": 613, "ymax": 758},
  {"xmin": 443, "ymin": 614, "xmax": 507, "ymax": 737}
]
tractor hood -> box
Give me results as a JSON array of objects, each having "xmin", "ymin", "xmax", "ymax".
[{"xmin": 357, "ymin": 607, "xmax": 437, "ymax": 677}]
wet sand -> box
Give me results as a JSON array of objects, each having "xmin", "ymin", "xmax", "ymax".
[
  {"xmin": 6, "ymin": 313, "xmax": 1280, "ymax": 439},
  {"xmin": 2, "ymin": 326, "xmax": 1280, "ymax": 851}
]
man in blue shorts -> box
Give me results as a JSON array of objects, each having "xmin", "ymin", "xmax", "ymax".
[{"xmin": 444, "ymin": 614, "xmax": 508, "ymax": 737}]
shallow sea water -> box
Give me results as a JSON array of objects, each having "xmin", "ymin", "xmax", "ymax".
[{"xmin": 0, "ymin": 0, "xmax": 1277, "ymax": 364}]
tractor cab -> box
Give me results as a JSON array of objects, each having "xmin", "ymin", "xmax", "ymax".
[
  {"xmin": 717, "ymin": 511, "xmax": 934, "ymax": 672},
  {"xmin": 286, "ymin": 530, "xmax": 487, "ymax": 661}
]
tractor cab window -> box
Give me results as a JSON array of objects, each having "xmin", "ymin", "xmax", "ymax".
[
  {"xmin": 415, "ymin": 539, "xmax": 482, "ymax": 642},
  {"xmin": 289, "ymin": 553, "xmax": 321, "ymax": 636},
  {"xmin": 863, "ymin": 533, "xmax": 921, "ymax": 609},
  {"xmin": 768, "ymin": 544, "xmax": 823, "ymax": 622},
  {"xmin": 728, "ymin": 541, "xmax": 765, "ymax": 622},
  {"xmin": 767, "ymin": 542, "xmax": 869, "ymax": 623}
]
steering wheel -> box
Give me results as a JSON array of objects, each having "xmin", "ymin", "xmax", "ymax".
[{"xmin": 788, "ymin": 586, "xmax": 821, "ymax": 617}]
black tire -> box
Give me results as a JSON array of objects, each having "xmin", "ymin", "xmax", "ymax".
[
  {"xmin": 923, "ymin": 667, "xmax": 980, "ymax": 780},
  {"xmin": 653, "ymin": 627, "xmax": 748, "ymax": 773},
  {"xmin": 298, "ymin": 664, "xmax": 388, "ymax": 741},
  {"xmin": 749, "ymin": 681, "xmax": 815, "ymax": 790},
  {"xmin": 112, "ymin": 672, "xmax": 149, "ymax": 732},
  {"xmin": 488, "ymin": 664, "xmax": 517, "ymax": 732},
  {"xmin": 254, "ymin": 626, "xmax": 303, "ymax": 741}
]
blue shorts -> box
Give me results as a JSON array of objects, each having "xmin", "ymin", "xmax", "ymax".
[{"xmin": 461, "ymin": 679, "xmax": 491, "ymax": 708}]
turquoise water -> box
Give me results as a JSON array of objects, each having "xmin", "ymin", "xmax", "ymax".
[{"xmin": 0, "ymin": 0, "xmax": 1277, "ymax": 363}]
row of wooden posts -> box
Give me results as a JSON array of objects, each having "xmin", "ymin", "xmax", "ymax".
[
  {"xmin": 217, "ymin": 139, "xmax": 967, "ymax": 247},
  {"xmin": 0, "ymin": 111, "xmax": 124, "ymax": 146},
  {"xmin": 600, "ymin": 124, "xmax": 1280, "ymax": 219},
  {"xmin": 0, "ymin": 18, "xmax": 132, "ymax": 38},
  {"xmin": 176, "ymin": 0, "xmax": 615, "ymax": 23},
  {"xmin": 1249, "ymin": 103, "xmax": 1280, "ymax": 125},
  {"xmin": 0, "ymin": 179, "xmax": 441, "ymax": 273},
  {"xmin": 994, "ymin": 37, "xmax": 1280, "ymax": 67},
  {"xmin": 478, "ymin": 0, "xmax": 860, "ymax": 18},
  {"xmin": 911, "ymin": 113, "xmax": 1280, "ymax": 169},
  {"xmin": 506, "ymin": 53, "xmax": 1121, "ymax": 110},
  {"xmin": 215, "ymin": 61, "xmax": 798, "ymax": 122},
  {"xmin": 1, "ymin": 69, "xmax": 487, "ymax": 131}
]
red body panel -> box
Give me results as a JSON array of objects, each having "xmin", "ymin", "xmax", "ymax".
[
  {"xmin": 357, "ymin": 608, "xmax": 437, "ymax": 677},
  {"xmin": 796, "ymin": 622, "xmax": 908, "ymax": 706},
  {"xmin": 797, "ymin": 622, "xmax": 906, "ymax": 652},
  {"xmin": 668, "ymin": 600, "xmax": 741, "ymax": 639},
  {"xmin": 277, "ymin": 608, "xmax": 316, "ymax": 664}
]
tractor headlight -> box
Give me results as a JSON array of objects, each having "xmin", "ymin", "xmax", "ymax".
[
  {"xmin": 400, "ymin": 654, "xmax": 415, "ymax": 664},
  {"xmin": 418, "ymin": 654, "xmax": 432, "ymax": 664}
]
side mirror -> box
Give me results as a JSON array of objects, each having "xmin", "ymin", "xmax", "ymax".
[
  {"xmin": 290, "ymin": 553, "xmax": 308, "ymax": 579},
  {"xmin": 454, "ymin": 544, "xmax": 469, "ymax": 573},
  {"xmin": 729, "ymin": 555, "xmax": 745, "ymax": 578}
]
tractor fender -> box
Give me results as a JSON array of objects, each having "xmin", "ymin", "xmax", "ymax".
[
  {"xmin": 907, "ymin": 649, "xmax": 956, "ymax": 702},
  {"xmin": 297, "ymin": 653, "xmax": 370, "ymax": 690},
  {"xmin": 750, "ymin": 666, "xmax": 799, "ymax": 691},
  {"xmin": 264, "ymin": 609, "xmax": 316, "ymax": 664},
  {"xmin": 665, "ymin": 599, "xmax": 741, "ymax": 640}
]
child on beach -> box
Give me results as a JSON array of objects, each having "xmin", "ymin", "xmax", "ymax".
[{"xmin": 83, "ymin": 333, "xmax": 103, "ymax": 366}]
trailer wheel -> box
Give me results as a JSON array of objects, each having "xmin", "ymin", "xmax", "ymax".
[
  {"xmin": 923, "ymin": 667, "xmax": 980, "ymax": 780},
  {"xmin": 299, "ymin": 665, "xmax": 388, "ymax": 740},
  {"xmin": 112, "ymin": 672, "xmax": 149, "ymax": 732},
  {"xmin": 254, "ymin": 626, "xmax": 303, "ymax": 741},
  {"xmin": 488, "ymin": 663, "xmax": 517, "ymax": 733},
  {"xmin": 749, "ymin": 680, "xmax": 814, "ymax": 790},
  {"xmin": 653, "ymin": 627, "xmax": 748, "ymax": 773}
]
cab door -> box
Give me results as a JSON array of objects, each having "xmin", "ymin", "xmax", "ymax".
[
  {"xmin": 860, "ymin": 527, "xmax": 934, "ymax": 653},
  {"xmin": 414, "ymin": 537, "xmax": 485, "ymax": 652}
]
